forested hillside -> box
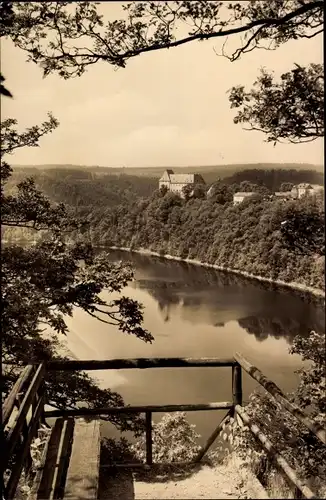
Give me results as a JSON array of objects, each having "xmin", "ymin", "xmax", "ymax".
[
  {"xmin": 87, "ymin": 187, "xmax": 324, "ymax": 291},
  {"xmin": 7, "ymin": 167, "xmax": 157, "ymax": 208},
  {"xmin": 223, "ymin": 169, "xmax": 324, "ymax": 192},
  {"xmin": 12, "ymin": 162, "xmax": 324, "ymax": 180},
  {"xmin": 8, "ymin": 165, "xmax": 324, "ymax": 206},
  {"xmin": 5, "ymin": 166, "xmax": 324, "ymax": 291}
]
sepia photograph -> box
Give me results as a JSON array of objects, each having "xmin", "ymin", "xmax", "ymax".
[{"xmin": 1, "ymin": 1, "xmax": 324, "ymax": 499}]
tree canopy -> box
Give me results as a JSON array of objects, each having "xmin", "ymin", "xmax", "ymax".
[
  {"xmin": 2, "ymin": 1, "xmax": 322, "ymax": 72},
  {"xmin": 1, "ymin": 1, "xmax": 323, "ymax": 144},
  {"xmin": 1, "ymin": 108, "xmax": 152, "ymax": 434},
  {"xmin": 229, "ymin": 63, "xmax": 323, "ymax": 144}
]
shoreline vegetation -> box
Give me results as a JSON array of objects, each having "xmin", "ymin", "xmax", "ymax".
[{"xmin": 109, "ymin": 246, "xmax": 325, "ymax": 300}]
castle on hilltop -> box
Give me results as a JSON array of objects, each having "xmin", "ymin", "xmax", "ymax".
[{"xmin": 159, "ymin": 169, "xmax": 205, "ymax": 197}]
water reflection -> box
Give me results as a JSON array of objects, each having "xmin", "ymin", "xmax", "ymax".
[
  {"xmin": 109, "ymin": 250, "xmax": 325, "ymax": 344},
  {"xmin": 65, "ymin": 249, "xmax": 324, "ymax": 444}
]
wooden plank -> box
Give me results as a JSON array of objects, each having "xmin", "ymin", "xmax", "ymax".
[
  {"xmin": 3, "ymin": 365, "xmax": 35, "ymax": 427},
  {"xmin": 30, "ymin": 424, "xmax": 53, "ymax": 500},
  {"xmin": 64, "ymin": 418, "xmax": 101, "ymax": 500},
  {"xmin": 194, "ymin": 410, "xmax": 233, "ymax": 462},
  {"xmin": 235, "ymin": 405, "xmax": 316, "ymax": 500},
  {"xmin": 16, "ymin": 392, "xmax": 33, "ymax": 473},
  {"xmin": 34, "ymin": 386, "xmax": 47, "ymax": 427},
  {"xmin": 5, "ymin": 393, "xmax": 46, "ymax": 500},
  {"xmin": 52, "ymin": 417, "xmax": 75, "ymax": 499},
  {"xmin": 145, "ymin": 412, "xmax": 152, "ymax": 466},
  {"xmin": 235, "ymin": 352, "xmax": 325, "ymax": 444},
  {"xmin": 232, "ymin": 364, "xmax": 242, "ymax": 407},
  {"xmin": 4, "ymin": 364, "xmax": 46, "ymax": 466},
  {"xmin": 47, "ymin": 357, "xmax": 236, "ymax": 371},
  {"xmin": 100, "ymin": 462, "xmax": 198, "ymax": 469},
  {"xmin": 45, "ymin": 401, "xmax": 233, "ymax": 418},
  {"xmin": 36, "ymin": 418, "xmax": 65, "ymax": 500}
]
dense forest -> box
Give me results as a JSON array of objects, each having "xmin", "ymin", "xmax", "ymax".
[
  {"xmin": 12, "ymin": 161, "xmax": 324, "ymax": 180},
  {"xmin": 6, "ymin": 167, "xmax": 157, "ymax": 208},
  {"xmin": 87, "ymin": 185, "xmax": 324, "ymax": 291},
  {"xmin": 223, "ymin": 168, "xmax": 324, "ymax": 192},
  {"xmin": 7, "ymin": 165, "xmax": 324, "ymax": 204},
  {"xmin": 4, "ymin": 167, "xmax": 324, "ymax": 291}
]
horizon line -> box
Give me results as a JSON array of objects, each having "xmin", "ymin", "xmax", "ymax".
[{"xmin": 11, "ymin": 161, "xmax": 324, "ymax": 169}]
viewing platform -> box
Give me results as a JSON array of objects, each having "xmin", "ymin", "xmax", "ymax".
[{"xmin": 2, "ymin": 354, "xmax": 324, "ymax": 499}]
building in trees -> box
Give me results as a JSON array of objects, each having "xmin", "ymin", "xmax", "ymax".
[
  {"xmin": 292, "ymin": 183, "xmax": 324, "ymax": 199},
  {"xmin": 234, "ymin": 183, "xmax": 325, "ymax": 204},
  {"xmin": 233, "ymin": 192, "xmax": 256, "ymax": 205},
  {"xmin": 274, "ymin": 191, "xmax": 294, "ymax": 201},
  {"xmin": 159, "ymin": 170, "xmax": 205, "ymax": 197}
]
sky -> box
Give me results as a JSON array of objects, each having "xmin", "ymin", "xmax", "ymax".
[{"xmin": 1, "ymin": 2, "xmax": 324, "ymax": 168}]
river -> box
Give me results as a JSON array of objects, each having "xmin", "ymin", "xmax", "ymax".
[{"xmin": 63, "ymin": 250, "xmax": 325, "ymax": 445}]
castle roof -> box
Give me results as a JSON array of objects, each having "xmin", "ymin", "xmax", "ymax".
[{"xmin": 159, "ymin": 170, "xmax": 205, "ymax": 184}]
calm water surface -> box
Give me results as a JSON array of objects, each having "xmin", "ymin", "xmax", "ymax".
[{"xmin": 64, "ymin": 250, "xmax": 325, "ymax": 443}]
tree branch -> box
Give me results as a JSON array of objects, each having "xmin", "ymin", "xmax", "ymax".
[{"xmin": 5, "ymin": 1, "xmax": 324, "ymax": 75}]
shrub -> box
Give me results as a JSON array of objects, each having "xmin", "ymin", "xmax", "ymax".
[
  {"xmin": 132, "ymin": 412, "xmax": 201, "ymax": 463},
  {"xmin": 229, "ymin": 330, "xmax": 326, "ymax": 496},
  {"xmin": 4, "ymin": 424, "xmax": 52, "ymax": 500}
]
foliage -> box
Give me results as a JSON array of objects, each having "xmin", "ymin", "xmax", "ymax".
[
  {"xmin": 280, "ymin": 182, "xmax": 294, "ymax": 192},
  {"xmin": 207, "ymin": 181, "xmax": 233, "ymax": 205},
  {"xmin": 0, "ymin": 72, "xmax": 13, "ymax": 97},
  {"xmin": 8, "ymin": 167, "xmax": 322, "ymax": 211},
  {"xmin": 2, "ymin": 1, "xmax": 323, "ymax": 145},
  {"xmin": 280, "ymin": 204, "xmax": 325, "ymax": 256},
  {"xmin": 79, "ymin": 183, "xmax": 325, "ymax": 291},
  {"xmin": 229, "ymin": 330, "xmax": 326, "ymax": 494},
  {"xmin": 182, "ymin": 183, "xmax": 194, "ymax": 201},
  {"xmin": 1, "ymin": 115, "xmax": 153, "ymax": 434},
  {"xmin": 132, "ymin": 412, "xmax": 201, "ymax": 463},
  {"xmin": 221, "ymin": 168, "xmax": 323, "ymax": 191},
  {"xmin": 4, "ymin": 424, "xmax": 52, "ymax": 500},
  {"xmin": 289, "ymin": 330, "xmax": 326, "ymax": 420},
  {"xmin": 2, "ymin": 114, "xmax": 59, "ymax": 157},
  {"xmin": 3, "ymin": 1, "xmax": 323, "ymax": 76},
  {"xmin": 229, "ymin": 64, "xmax": 324, "ymax": 144}
]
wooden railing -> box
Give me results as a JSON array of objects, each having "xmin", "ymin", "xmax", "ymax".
[
  {"xmin": 2, "ymin": 363, "xmax": 47, "ymax": 499},
  {"xmin": 3, "ymin": 354, "xmax": 324, "ymax": 499},
  {"xmin": 45, "ymin": 357, "xmax": 238, "ymax": 468}
]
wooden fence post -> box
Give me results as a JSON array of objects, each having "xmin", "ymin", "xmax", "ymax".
[
  {"xmin": 195, "ymin": 409, "xmax": 233, "ymax": 463},
  {"xmin": 145, "ymin": 411, "xmax": 153, "ymax": 466},
  {"xmin": 232, "ymin": 364, "xmax": 242, "ymax": 412},
  {"xmin": 16, "ymin": 393, "xmax": 33, "ymax": 473}
]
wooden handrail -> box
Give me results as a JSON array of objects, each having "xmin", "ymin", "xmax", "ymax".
[
  {"xmin": 234, "ymin": 352, "xmax": 325, "ymax": 445},
  {"xmin": 3, "ymin": 365, "xmax": 35, "ymax": 427},
  {"xmin": 44, "ymin": 401, "xmax": 234, "ymax": 418},
  {"xmin": 4, "ymin": 363, "xmax": 46, "ymax": 463},
  {"xmin": 46, "ymin": 357, "xmax": 237, "ymax": 371},
  {"xmin": 235, "ymin": 405, "xmax": 316, "ymax": 500},
  {"xmin": 5, "ymin": 393, "xmax": 46, "ymax": 499},
  {"xmin": 4, "ymin": 352, "xmax": 321, "ymax": 498}
]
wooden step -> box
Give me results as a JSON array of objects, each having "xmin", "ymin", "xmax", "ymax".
[
  {"xmin": 31, "ymin": 417, "xmax": 101, "ymax": 500},
  {"xmin": 31, "ymin": 417, "xmax": 75, "ymax": 499},
  {"xmin": 64, "ymin": 418, "xmax": 101, "ymax": 500}
]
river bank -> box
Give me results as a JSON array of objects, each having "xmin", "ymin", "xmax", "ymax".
[{"xmin": 109, "ymin": 246, "xmax": 325, "ymax": 300}]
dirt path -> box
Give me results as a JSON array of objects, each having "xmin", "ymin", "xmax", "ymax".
[{"xmin": 98, "ymin": 454, "xmax": 269, "ymax": 500}]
